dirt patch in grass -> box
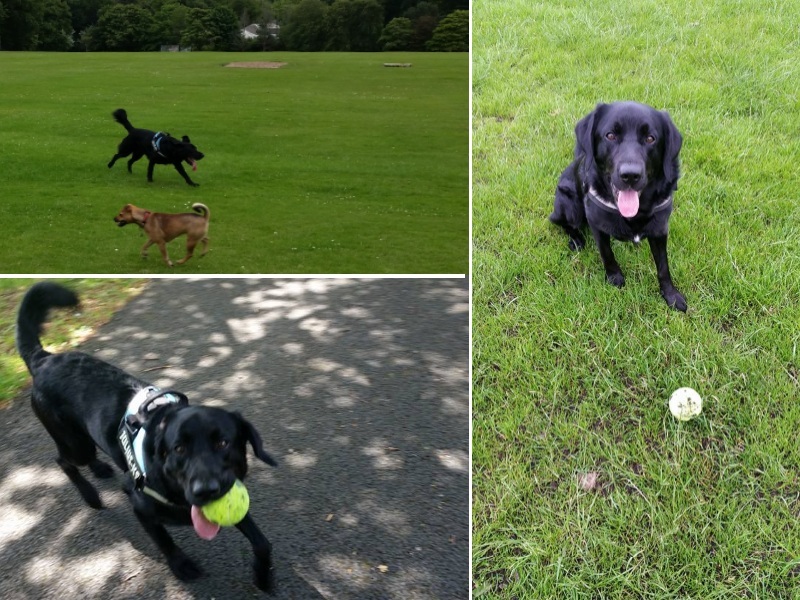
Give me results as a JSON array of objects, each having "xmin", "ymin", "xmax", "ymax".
[{"xmin": 225, "ymin": 61, "xmax": 287, "ymax": 69}]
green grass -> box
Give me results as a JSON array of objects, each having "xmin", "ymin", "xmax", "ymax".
[
  {"xmin": 0, "ymin": 52, "xmax": 467, "ymax": 274},
  {"xmin": 0, "ymin": 279, "xmax": 146, "ymax": 407},
  {"xmin": 473, "ymin": 0, "xmax": 800, "ymax": 597}
]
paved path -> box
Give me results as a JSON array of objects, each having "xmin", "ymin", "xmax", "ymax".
[{"xmin": 0, "ymin": 278, "xmax": 468, "ymax": 599}]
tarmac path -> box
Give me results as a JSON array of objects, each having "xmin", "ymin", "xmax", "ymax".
[{"xmin": 0, "ymin": 278, "xmax": 469, "ymax": 600}]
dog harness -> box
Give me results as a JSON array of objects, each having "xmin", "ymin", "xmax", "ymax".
[
  {"xmin": 151, "ymin": 132, "xmax": 168, "ymax": 158},
  {"xmin": 117, "ymin": 386, "xmax": 188, "ymax": 505}
]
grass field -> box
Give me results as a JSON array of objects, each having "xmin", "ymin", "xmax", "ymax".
[
  {"xmin": 473, "ymin": 0, "xmax": 800, "ymax": 597},
  {"xmin": 0, "ymin": 52, "xmax": 467, "ymax": 274},
  {"xmin": 0, "ymin": 279, "xmax": 145, "ymax": 407}
]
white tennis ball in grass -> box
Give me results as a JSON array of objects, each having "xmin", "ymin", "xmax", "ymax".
[
  {"xmin": 669, "ymin": 387, "xmax": 702, "ymax": 421},
  {"xmin": 201, "ymin": 479, "xmax": 250, "ymax": 526}
]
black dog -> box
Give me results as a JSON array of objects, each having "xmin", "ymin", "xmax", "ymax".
[
  {"xmin": 16, "ymin": 282, "xmax": 277, "ymax": 594},
  {"xmin": 108, "ymin": 109, "xmax": 204, "ymax": 186},
  {"xmin": 550, "ymin": 101, "xmax": 686, "ymax": 311}
]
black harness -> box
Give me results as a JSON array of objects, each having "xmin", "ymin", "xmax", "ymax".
[{"xmin": 117, "ymin": 387, "xmax": 188, "ymax": 505}]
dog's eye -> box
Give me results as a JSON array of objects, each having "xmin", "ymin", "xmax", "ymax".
[
  {"xmin": 215, "ymin": 439, "xmax": 229, "ymax": 450},
  {"xmin": 174, "ymin": 444, "xmax": 186, "ymax": 455},
  {"xmin": 645, "ymin": 134, "xmax": 656, "ymax": 144},
  {"xmin": 605, "ymin": 132, "xmax": 617, "ymax": 141}
]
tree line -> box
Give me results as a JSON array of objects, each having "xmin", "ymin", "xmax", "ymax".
[{"xmin": 0, "ymin": 0, "xmax": 468, "ymax": 52}]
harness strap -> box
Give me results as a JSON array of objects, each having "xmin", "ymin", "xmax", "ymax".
[
  {"xmin": 151, "ymin": 132, "xmax": 167, "ymax": 157},
  {"xmin": 117, "ymin": 387, "xmax": 189, "ymax": 506}
]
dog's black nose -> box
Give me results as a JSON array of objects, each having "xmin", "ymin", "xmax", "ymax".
[
  {"xmin": 619, "ymin": 164, "xmax": 643, "ymax": 185},
  {"xmin": 191, "ymin": 478, "xmax": 221, "ymax": 501}
]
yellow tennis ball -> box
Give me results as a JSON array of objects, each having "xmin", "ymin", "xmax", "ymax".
[{"xmin": 201, "ymin": 479, "xmax": 250, "ymax": 526}]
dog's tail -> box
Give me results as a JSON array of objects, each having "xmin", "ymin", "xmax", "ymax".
[
  {"xmin": 112, "ymin": 108, "xmax": 134, "ymax": 133},
  {"xmin": 16, "ymin": 282, "xmax": 79, "ymax": 374},
  {"xmin": 191, "ymin": 203, "xmax": 210, "ymax": 220}
]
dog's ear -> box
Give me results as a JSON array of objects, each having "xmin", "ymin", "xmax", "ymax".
[
  {"xmin": 574, "ymin": 103, "xmax": 607, "ymax": 172},
  {"xmin": 660, "ymin": 110, "xmax": 683, "ymax": 182},
  {"xmin": 234, "ymin": 412, "xmax": 278, "ymax": 467},
  {"xmin": 182, "ymin": 135, "xmax": 191, "ymax": 143}
]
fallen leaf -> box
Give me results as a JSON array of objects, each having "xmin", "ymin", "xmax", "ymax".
[
  {"xmin": 325, "ymin": 514, "xmax": 334, "ymax": 522},
  {"xmin": 578, "ymin": 471, "xmax": 599, "ymax": 491},
  {"xmin": 377, "ymin": 565, "xmax": 389, "ymax": 573}
]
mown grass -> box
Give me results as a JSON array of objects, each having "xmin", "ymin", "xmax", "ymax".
[
  {"xmin": 0, "ymin": 279, "xmax": 146, "ymax": 407},
  {"xmin": 0, "ymin": 52, "xmax": 467, "ymax": 274},
  {"xmin": 472, "ymin": 0, "xmax": 800, "ymax": 597}
]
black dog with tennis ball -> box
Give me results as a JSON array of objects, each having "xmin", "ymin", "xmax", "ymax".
[{"xmin": 16, "ymin": 282, "xmax": 278, "ymax": 594}]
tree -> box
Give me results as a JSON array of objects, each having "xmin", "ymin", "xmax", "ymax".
[
  {"xmin": 379, "ymin": 17, "xmax": 411, "ymax": 51},
  {"xmin": 325, "ymin": 0, "xmax": 382, "ymax": 52},
  {"xmin": 0, "ymin": 0, "xmax": 73, "ymax": 50},
  {"xmin": 90, "ymin": 3, "xmax": 156, "ymax": 51},
  {"xmin": 37, "ymin": 0, "xmax": 73, "ymax": 50},
  {"xmin": 281, "ymin": 0, "xmax": 327, "ymax": 51},
  {"xmin": 426, "ymin": 8, "xmax": 467, "ymax": 52}
]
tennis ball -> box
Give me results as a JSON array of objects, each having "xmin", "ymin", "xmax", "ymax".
[
  {"xmin": 669, "ymin": 387, "xmax": 703, "ymax": 421},
  {"xmin": 201, "ymin": 479, "xmax": 250, "ymax": 526}
]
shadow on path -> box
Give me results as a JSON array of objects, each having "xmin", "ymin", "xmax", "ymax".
[{"xmin": 0, "ymin": 278, "xmax": 468, "ymax": 599}]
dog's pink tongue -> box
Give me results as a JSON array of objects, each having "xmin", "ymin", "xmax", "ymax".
[
  {"xmin": 617, "ymin": 190, "xmax": 640, "ymax": 218},
  {"xmin": 191, "ymin": 505, "xmax": 220, "ymax": 540},
  {"xmin": 189, "ymin": 160, "xmax": 197, "ymax": 172}
]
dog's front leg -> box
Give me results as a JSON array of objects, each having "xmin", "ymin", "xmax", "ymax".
[
  {"xmin": 140, "ymin": 239, "xmax": 154, "ymax": 260},
  {"xmin": 173, "ymin": 162, "xmax": 199, "ymax": 187},
  {"xmin": 155, "ymin": 242, "xmax": 174, "ymax": 267},
  {"xmin": 147, "ymin": 160, "xmax": 156, "ymax": 182},
  {"xmin": 236, "ymin": 513, "xmax": 275, "ymax": 594},
  {"xmin": 591, "ymin": 229, "xmax": 625, "ymax": 287},
  {"xmin": 133, "ymin": 511, "xmax": 203, "ymax": 581},
  {"xmin": 648, "ymin": 236, "xmax": 687, "ymax": 312}
]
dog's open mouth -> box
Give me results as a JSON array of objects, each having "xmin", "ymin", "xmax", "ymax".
[
  {"xmin": 614, "ymin": 187, "xmax": 640, "ymax": 218},
  {"xmin": 114, "ymin": 219, "xmax": 128, "ymax": 227},
  {"xmin": 187, "ymin": 158, "xmax": 198, "ymax": 172}
]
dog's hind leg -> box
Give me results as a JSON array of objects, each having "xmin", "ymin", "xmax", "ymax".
[
  {"xmin": 199, "ymin": 236, "xmax": 210, "ymax": 258},
  {"xmin": 128, "ymin": 152, "xmax": 144, "ymax": 173},
  {"xmin": 56, "ymin": 456, "xmax": 105, "ymax": 508},
  {"xmin": 175, "ymin": 238, "xmax": 199, "ymax": 265},
  {"xmin": 32, "ymin": 392, "xmax": 105, "ymax": 508}
]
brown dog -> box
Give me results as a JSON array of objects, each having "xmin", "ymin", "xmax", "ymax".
[{"xmin": 114, "ymin": 202, "xmax": 210, "ymax": 266}]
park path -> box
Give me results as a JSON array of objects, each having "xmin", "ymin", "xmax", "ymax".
[{"xmin": 0, "ymin": 278, "xmax": 468, "ymax": 599}]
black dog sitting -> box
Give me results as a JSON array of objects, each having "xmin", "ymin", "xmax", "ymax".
[
  {"xmin": 108, "ymin": 108, "xmax": 205, "ymax": 186},
  {"xmin": 549, "ymin": 101, "xmax": 686, "ymax": 311},
  {"xmin": 16, "ymin": 282, "xmax": 277, "ymax": 594}
]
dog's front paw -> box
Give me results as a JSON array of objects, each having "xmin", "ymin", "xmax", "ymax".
[
  {"xmin": 662, "ymin": 288, "xmax": 687, "ymax": 312},
  {"xmin": 190, "ymin": 183, "xmax": 200, "ymax": 187},
  {"xmin": 168, "ymin": 551, "xmax": 203, "ymax": 581},
  {"xmin": 606, "ymin": 272, "xmax": 625, "ymax": 288},
  {"xmin": 254, "ymin": 563, "xmax": 276, "ymax": 595}
]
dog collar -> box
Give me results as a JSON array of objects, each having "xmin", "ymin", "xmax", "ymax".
[
  {"xmin": 142, "ymin": 211, "xmax": 151, "ymax": 223},
  {"xmin": 586, "ymin": 187, "xmax": 673, "ymax": 215},
  {"xmin": 117, "ymin": 387, "xmax": 188, "ymax": 504}
]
